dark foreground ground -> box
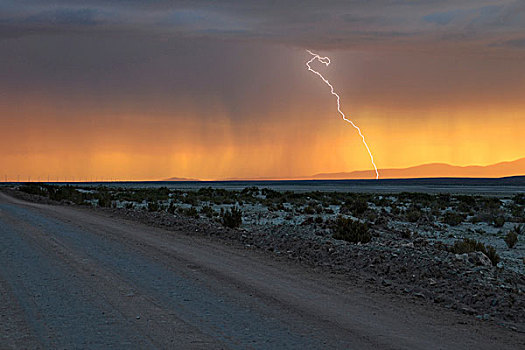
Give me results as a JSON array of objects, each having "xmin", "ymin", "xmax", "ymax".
[{"xmin": 1, "ymin": 192, "xmax": 524, "ymax": 349}]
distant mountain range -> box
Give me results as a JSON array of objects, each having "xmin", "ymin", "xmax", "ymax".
[
  {"xmin": 164, "ymin": 158, "xmax": 525, "ymax": 181},
  {"xmin": 163, "ymin": 177, "xmax": 200, "ymax": 181},
  {"xmin": 311, "ymin": 157, "xmax": 525, "ymax": 180}
]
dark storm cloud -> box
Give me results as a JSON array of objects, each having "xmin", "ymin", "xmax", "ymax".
[
  {"xmin": 2, "ymin": 0, "xmax": 525, "ymax": 125},
  {"xmin": 494, "ymin": 37, "xmax": 525, "ymax": 49},
  {"xmin": 1, "ymin": 0, "xmax": 524, "ymax": 51}
]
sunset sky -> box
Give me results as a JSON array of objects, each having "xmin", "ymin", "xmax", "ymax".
[{"xmin": 1, "ymin": 1, "xmax": 524, "ymax": 180}]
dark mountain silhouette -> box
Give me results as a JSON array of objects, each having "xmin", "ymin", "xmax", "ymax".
[{"xmin": 312, "ymin": 158, "xmax": 525, "ymax": 179}]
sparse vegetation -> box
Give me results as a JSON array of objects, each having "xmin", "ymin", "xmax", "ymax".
[
  {"xmin": 504, "ymin": 230, "xmax": 518, "ymax": 249},
  {"xmin": 405, "ymin": 206, "xmax": 422, "ymax": 223},
  {"xmin": 8, "ymin": 182, "xmax": 525, "ymax": 333},
  {"xmin": 449, "ymin": 238, "xmax": 500, "ymax": 266},
  {"xmin": 221, "ymin": 207, "xmax": 242, "ymax": 228},
  {"xmin": 332, "ymin": 216, "xmax": 371, "ymax": 244},
  {"xmin": 200, "ymin": 205, "xmax": 215, "ymax": 218},
  {"xmin": 340, "ymin": 197, "xmax": 368, "ymax": 216},
  {"xmin": 182, "ymin": 206, "xmax": 199, "ymax": 219},
  {"xmin": 492, "ymin": 215, "xmax": 505, "ymax": 228},
  {"xmin": 12, "ymin": 183, "xmax": 524, "ymax": 271},
  {"xmin": 443, "ymin": 212, "xmax": 465, "ymax": 226},
  {"xmin": 147, "ymin": 201, "xmax": 160, "ymax": 212}
]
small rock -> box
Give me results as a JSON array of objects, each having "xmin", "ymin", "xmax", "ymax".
[
  {"xmin": 475, "ymin": 314, "xmax": 490, "ymax": 321},
  {"xmin": 454, "ymin": 253, "xmax": 469, "ymax": 263},
  {"xmin": 460, "ymin": 307, "xmax": 476, "ymax": 315},
  {"xmin": 382, "ymin": 279, "xmax": 392, "ymax": 287},
  {"xmin": 468, "ymin": 252, "xmax": 492, "ymax": 267},
  {"xmin": 413, "ymin": 292, "xmax": 426, "ymax": 299}
]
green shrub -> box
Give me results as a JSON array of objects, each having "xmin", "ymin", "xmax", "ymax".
[
  {"xmin": 147, "ymin": 201, "xmax": 160, "ymax": 212},
  {"xmin": 97, "ymin": 192, "xmax": 112, "ymax": 207},
  {"xmin": 513, "ymin": 193, "xmax": 525, "ymax": 205},
  {"xmin": 19, "ymin": 184, "xmax": 48, "ymax": 196},
  {"xmin": 341, "ymin": 198, "xmax": 368, "ymax": 216},
  {"xmin": 492, "ymin": 216, "xmax": 505, "ymax": 228},
  {"xmin": 390, "ymin": 204, "xmax": 401, "ymax": 216},
  {"xmin": 47, "ymin": 185, "xmax": 86, "ymax": 204},
  {"xmin": 221, "ymin": 207, "xmax": 242, "ymax": 228},
  {"xmin": 405, "ymin": 207, "xmax": 422, "ymax": 222},
  {"xmin": 504, "ymin": 230, "xmax": 518, "ymax": 249},
  {"xmin": 449, "ymin": 238, "xmax": 500, "ymax": 266},
  {"xmin": 332, "ymin": 216, "xmax": 371, "ymax": 244},
  {"xmin": 303, "ymin": 205, "xmax": 316, "ymax": 214},
  {"xmin": 200, "ymin": 205, "xmax": 215, "ymax": 218},
  {"xmin": 443, "ymin": 212, "xmax": 465, "ymax": 226},
  {"xmin": 183, "ymin": 206, "xmax": 199, "ymax": 218},
  {"xmin": 484, "ymin": 246, "xmax": 500, "ymax": 266}
]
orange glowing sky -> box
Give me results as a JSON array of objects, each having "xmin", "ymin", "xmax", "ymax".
[{"xmin": 1, "ymin": 1, "xmax": 524, "ymax": 181}]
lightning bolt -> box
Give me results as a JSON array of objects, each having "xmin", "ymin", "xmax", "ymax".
[{"xmin": 306, "ymin": 49, "xmax": 379, "ymax": 179}]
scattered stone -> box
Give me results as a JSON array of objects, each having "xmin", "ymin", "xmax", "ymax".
[
  {"xmin": 475, "ymin": 314, "xmax": 490, "ymax": 321},
  {"xmin": 413, "ymin": 292, "xmax": 426, "ymax": 299},
  {"xmin": 460, "ymin": 307, "xmax": 476, "ymax": 315},
  {"xmin": 468, "ymin": 251, "xmax": 492, "ymax": 267},
  {"xmin": 382, "ymin": 279, "xmax": 392, "ymax": 287}
]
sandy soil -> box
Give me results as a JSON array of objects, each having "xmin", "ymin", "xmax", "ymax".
[{"xmin": 1, "ymin": 192, "xmax": 524, "ymax": 349}]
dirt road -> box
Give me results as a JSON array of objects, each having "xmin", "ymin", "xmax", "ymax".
[{"xmin": 0, "ymin": 193, "xmax": 523, "ymax": 349}]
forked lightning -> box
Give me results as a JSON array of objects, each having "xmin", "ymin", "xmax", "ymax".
[{"xmin": 306, "ymin": 50, "xmax": 379, "ymax": 179}]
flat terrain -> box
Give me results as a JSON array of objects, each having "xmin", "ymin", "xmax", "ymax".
[
  {"xmin": 1, "ymin": 193, "xmax": 524, "ymax": 349},
  {"xmin": 10, "ymin": 176, "xmax": 524, "ymax": 195}
]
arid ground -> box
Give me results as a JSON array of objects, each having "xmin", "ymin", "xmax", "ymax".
[{"xmin": 1, "ymin": 184, "xmax": 524, "ymax": 349}]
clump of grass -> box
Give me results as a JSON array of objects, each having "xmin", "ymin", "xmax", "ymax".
[
  {"xmin": 221, "ymin": 207, "xmax": 242, "ymax": 228},
  {"xmin": 332, "ymin": 216, "xmax": 371, "ymax": 244},
  {"xmin": 340, "ymin": 197, "xmax": 369, "ymax": 217},
  {"xmin": 448, "ymin": 238, "xmax": 500, "ymax": 266},
  {"xmin": 504, "ymin": 226, "xmax": 520, "ymax": 248},
  {"xmin": 492, "ymin": 215, "xmax": 505, "ymax": 228},
  {"xmin": 405, "ymin": 206, "xmax": 422, "ymax": 223},
  {"xmin": 167, "ymin": 202, "xmax": 177, "ymax": 214},
  {"xmin": 182, "ymin": 206, "xmax": 199, "ymax": 219},
  {"xmin": 442, "ymin": 212, "xmax": 465, "ymax": 226},
  {"xmin": 513, "ymin": 193, "xmax": 525, "ymax": 205},
  {"xmin": 147, "ymin": 201, "xmax": 160, "ymax": 212},
  {"xmin": 19, "ymin": 183, "xmax": 48, "ymax": 197},
  {"xmin": 303, "ymin": 205, "xmax": 316, "ymax": 215},
  {"xmin": 199, "ymin": 205, "xmax": 215, "ymax": 218}
]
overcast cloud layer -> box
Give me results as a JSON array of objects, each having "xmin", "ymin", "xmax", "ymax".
[{"xmin": 2, "ymin": 0, "xmax": 525, "ymax": 52}]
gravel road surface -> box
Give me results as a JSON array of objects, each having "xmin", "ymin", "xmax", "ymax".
[{"xmin": 0, "ymin": 193, "xmax": 523, "ymax": 349}]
